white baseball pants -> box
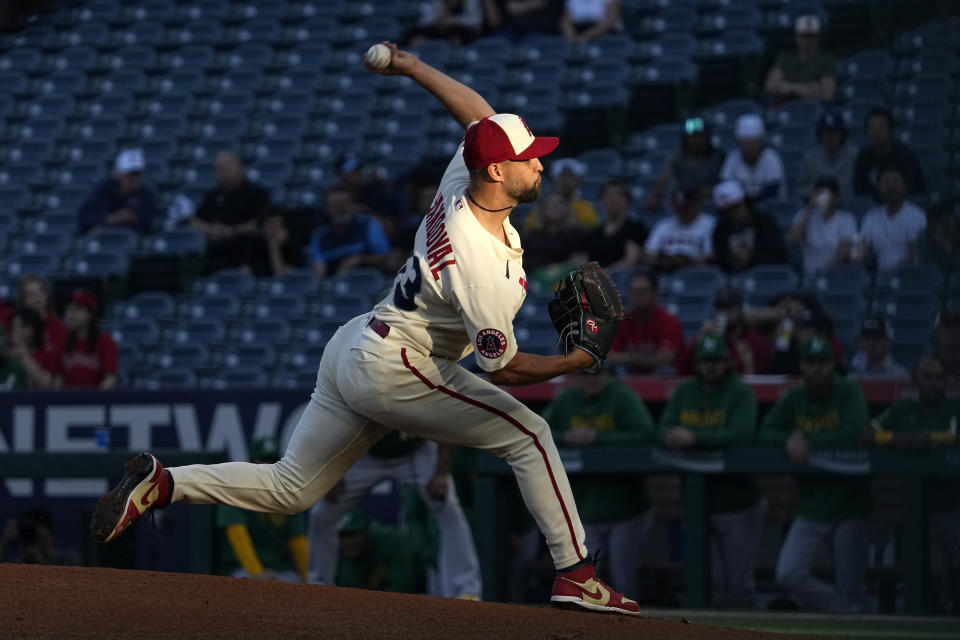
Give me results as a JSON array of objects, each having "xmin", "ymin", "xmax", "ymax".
[
  {"xmin": 169, "ymin": 314, "xmax": 588, "ymax": 569},
  {"xmin": 775, "ymin": 516, "xmax": 868, "ymax": 613},
  {"xmin": 308, "ymin": 441, "xmax": 482, "ymax": 598}
]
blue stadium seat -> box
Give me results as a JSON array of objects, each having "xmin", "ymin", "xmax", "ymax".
[
  {"xmin": 169, "ymin": 318, "xmax": 227, "ymax": 345},
  {"xmin": 309, "ymin": 294, "xmax": 371, "ymax": 323},
  {"xmin": 260, "ymin": 269, "xmax": 319, "ymax": 296},
  {"xmin": 291, "ymin": 322, "xmax": 329, "ymax": 346},
  {"xmin": 143, "ymin": 230, "xmax": 206, "ymax": 255},
  {"xmin": 873, "ymin": 266, "xmax": 944, "ymax": 294},
  {"xmin": 638, "ymin": 7, "xmax": 698, "ymax": 37},
  {"xmin": 138, "ymin": 368, "xmax": 198, "ymax": 390},
  {"xmin": 181, "ymin": 293, "xmax": 243, "ymax": 320},
  {"xmin": 0, "ymin": 47, "xmax": 42, "ymax": 72},
  {"xmin": 36, "ymin": 71, "xmax": 86, "ymax": 95},
  {"xmin": 193, "ymin": 269, "xmax": 256, "ymax": 296},
  {"xmin": 207, "ymin": 368, "xmax": 269, "ymax": 389},
  {"xmin": 3, "ymin": 253, "xmax": 60, "ymax": 278},
  {"xmin": 770, "ymin": 99, "xmax": 822, "ymax": 127},
  {"xmin": 114, "ymin": 292, "xmax": 177, "ymax": 321},
  {"xmin": 216, "ymin": 344, "xmax": 276, "ymax": 369},
  {"xmin": 170, "ymin": 21, "xmax": 224, "ymax": 46},
  {"xmin": 234, "ymin": 317, "xmax": 292, "ymax": 344},
  {"xmin": 837, "ymin": 50, "xmax": 894, "ymax": 81},
  {"xmin": 729, "ymin": 264, "xmax": 799, "ymax": 304},
  {"xmin": 65, "ymin": 21, "xmax": 111, "ymax": 46},
  {"xmin": 664, "ymin": 266, "xmax": 727, "ymax": 297},
  {"xmin": 515, "ymin": 325, "xmax": 559, "ymax": 356},
  {"xmin": 270, "ymin": 370, "xmax": 318, "ymax": 388},
  {"xmin": 81, "ymin": 228, "xmax": 140, "ymax": 255},
  {"xmin": 246, "ymin": 293, "xmax": 306, "ymax": 320},
  {"xmin": 0, "ymin": 185, "xmax": 30, "ymax": 211},
  {"xmin": 149, "ymin": 344, "xmax": 210, "ymax": 369},
  {"xmin": 0, "ymin": 71, "xmax": 29, "ymax": 94},
  {"xmin": 334, "ymin": 269, "xmax": 386, "ymax": 295},
  {"xmin": 116, "ymin": 21, "xmax": 166, "ymax": 46},
  {"xmin": 111, "ymin": 318, "xmax": 161, "ymax": 347},
  {"xmin": 577, "ymin": 149, "xmax": 624, "ymax": 179},
  {"xmin": 277, "ymin": 344, "xmax": 326, "ymax": 372},
  {"xmin": 13, "ymin": 230, "xmax": 73, "ymax": 256},
  {"xmin": 65, "ymin": 251, "xmax": 128, "ymax": 277}
]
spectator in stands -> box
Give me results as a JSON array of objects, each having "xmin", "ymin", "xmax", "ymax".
[
  {"xmin": 521, "ymin": 191, "xmax": 588, "ymax": 289},
  {"xmin": 11, "ymin": 275, "xmax": 67, "ymax": 351},
  {"xmin": 660, "ymin": 335, "xmax": 764, "ymax": 607},
  {"xmin": 643, "ymin": 186, "xmax": 715, "ymax": 272},
  {"xmin": 78, "ymin": 148, "xmax": 158, "ymax": 235},
  {"xmin": 711, "ymin": 179, "xmax": 787, "ymax": 273},
  {"xmin": 936, "ymin": 306, "xmax": 960, "ymax": 384},
  {"xmin": 542, "ymin": 366, "xmax": 655, "ymax": 602},
  {"xmin": 261, "ymin": 206, "xmax": 306, "ymax": 277},
  {"xmin": 607, "ymin": 269, "xmax": 684, "ymax": 374},
  {"xmin": 799, "ymin": 111, "xmax": 857, "ymax": 200},
  {"xmin": 860, "ymin": 165, "xmax": 927, "ymax": 272},
  {"xmin": 406, "ymin": 0, "xmax": 484, "ymax": 45},
  {"xmin": 645, "ymin": 116, "xmax": 725, "ymax": 212},
  {"xmin": 191, "ymin": 150, "xmax": 271, "ymax": 273},
  {"xmin": 865, "ymin": 355, "xmax": 960, "ymax": 603},
  {"xmin": 922, "ymin": 196, "xmax": 960, "ymax": 276},
  {"xmin": 483, "ymin": 0, "xmax": 563, "ymax": 40},
  {"xmin": 677, "ymin": 287, "xmax": 773, "ymax": 376},
  {"xmin": 763, "ymin": 15, "xmax": 836, "ymax": 104},
  {"xmin": 760, "ymin": 337, "xmax": 870, "ymax": 613},
  {"xmin": 720, "ymin": 115, "xmax": 786, "ymax": 203},
  {"xmin": 788, "ymin": 176, "xmax": 859, "ymax": 276},
  {"xmin": 5, "ymin": 307, "xmax": 58, "ymax": 389},
  {"xmin": 584, "ymin": 180, "xmax": 647, "ymax": 269},
  {"xmin": 336, "ymin": 153, "xmax": 398, "ymax": 222},
  {"xmin": 0, "ymin": 327, "xmax": 26, "ymax": 390},
  {"xmin": 849, "ymin": 316, "xmax": 906, "ymax": 377},
  {"xmin": 560, "ymin": 0, "xmax": 622, "ymax": 44},
  {"xmin": 853, "ymin": 107, "xmax": 925, "ymax": 201},
  {"xmin": 767, "ymin": 306, "xmax": 840, "ymax": 376},
  {"xmin": 219, "ymin": 437, "xmax": 309, "ymax": 583},
  {"xmin": 309, "ymin": 187, "xmax": 396, "ymax": 279},
  {"xmin": 523, "ymin": 158, "xmax": 598, "ymax": 232},
  {"xmin": 55, "ymin": 290, "xmax": 117, "ymax": 389},
  {"xmin": 0, "ymin": 508, "xmax": 80, "ymax": 566}
]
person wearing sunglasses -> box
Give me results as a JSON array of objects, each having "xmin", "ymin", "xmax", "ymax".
[{"xmin": 644, "ymin": 116, "xmax": 724, "ymax": 212}]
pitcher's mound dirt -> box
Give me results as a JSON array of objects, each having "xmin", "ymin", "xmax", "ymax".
[{"xmin": 1, "ymin": 564, "xmax": 810, "ymax": 639}]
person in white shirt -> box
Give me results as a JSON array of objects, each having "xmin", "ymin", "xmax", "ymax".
[
  {"xmin": 788, "ymin": 176, "xmax": 859, "ymax": 276},
  {"xmin": 560, "ymin": 0, "xmax": 622, "ymax": 44},
  {"xmin": 720, "ymin": 114, "xmax": 786, "ymax": 203},
  {"xmin": 644, "ymin": 186, "xmax": 716, "ymax": 272},
  {"xmin": 849, "ymin": 316, "xmax": 907, "ymax": 377},
  {"xmin": 860, "ymin": 166, "xmax": 927, "ymax": 272}
]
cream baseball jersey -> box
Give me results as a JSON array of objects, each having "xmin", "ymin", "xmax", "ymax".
[{"xmin": 373, "ymin": 126, "xmax": 528, "ymax": 372}]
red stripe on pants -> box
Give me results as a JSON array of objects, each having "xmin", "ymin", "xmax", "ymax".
[{"xmin": 400, "ymin": 348, "xmax": 584, "ymax": 562}]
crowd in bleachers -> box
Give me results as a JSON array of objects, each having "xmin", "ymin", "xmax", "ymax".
[{"xmin": 0, "ymin": 0, "xmax": 957, "ymax": 392}]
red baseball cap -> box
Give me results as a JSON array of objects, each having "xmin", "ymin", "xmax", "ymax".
[
  {"xmin": 71, "ymin": 289, "xmax": 99, "ymax": 312},
  {"xmin": 462, "ymin": 114, "xmax": 559, "ymax": 170}
]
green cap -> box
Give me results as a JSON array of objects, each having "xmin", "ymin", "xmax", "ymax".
[
  {"xmin": 695, "ymin": 334, "xmax": 729, "ymax": 361},
  {"xmin": 249, "ymin": 436, "xmax": 281, "ymax": 463},
  {"xmin": 337, "ymin": 508, "xmax": 370, "ymax": 534},
  {"xmin": 800, "ymin": 336, "xmax": 833, "ymax": 361}
]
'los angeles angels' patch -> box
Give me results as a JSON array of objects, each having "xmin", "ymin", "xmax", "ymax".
[{"xmin": 476, "ymin": 328, "xmax": 507, "ymax": 359}]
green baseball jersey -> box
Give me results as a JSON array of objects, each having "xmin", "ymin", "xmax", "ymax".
[
  {"xmin": 875, "ymin": 398, "xmax": 960, "ymax": 513},
  {"xmin": 336, "ymin": 489, "xmax": 437, "ymax": 593},
  {"xmin": 368, "ymin": 430, "xmax": 425, "ymax": 459},
  {"xmin": 217, "ymin": 506, "xmax": 306, "ymax": 575},
  {"xmin": 542, "ymin": 377, "xmax": 656, "ymax": 522},
  {"xmin": 659, "ymin": 374, "xmax": 761, "ymax": 513},
  {"xmin": 0, "ymin": 358, "xmax": 26, "ymax": 390},
  {"xmin": 759, "ymin": 377, "xmax": 871, "ymax": 522}
]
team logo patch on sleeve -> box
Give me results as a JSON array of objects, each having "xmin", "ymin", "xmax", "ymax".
[{"xmin": 476, "ymin": 328, "xmax": 507, "ymax": 359}]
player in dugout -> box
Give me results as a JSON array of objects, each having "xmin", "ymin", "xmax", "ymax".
[{"xmin": 92, "ymin": 42, "xmax": 639, "ymax": 614}]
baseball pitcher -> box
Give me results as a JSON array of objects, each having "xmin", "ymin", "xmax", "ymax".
[{"xmin": 91, "ymin": 42, "xmax": 637, "ymax": 614}]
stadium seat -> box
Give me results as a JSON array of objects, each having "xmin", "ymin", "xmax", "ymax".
[
  {"xmin": 277, "ymin": 344, "xmax": 327, "ymax": 372},
  {"xmin": 111, "ymin": 318, "xmax": 161, "ymax": 347},
  {"xmin": 137, "ymin": 368, "xmax": 198, "ymax": 390},
  {"xmin": 206, "ymin": 368, "xmax": 269, "ymax": 389},
  {"xmin": 3, "ymin": 253, "xmax": 60, "ymax": 278},
  {"xmin": 234, "ymin": 317, "xmax": 292, "ymax": 345},
  {"xmin": 270, "ymin": 370, "xmax": 318, "ymax": 388},
  {"xmin": 246, "ymin": 293, "xmax": 306, "ymax": 320},
  {"xmin": 730, "ymin": 264, "xmax": 799, "ymax": 302},
  {"xmin": 64, "ymin": 251, "xmax": 128, "ymax": 277},
  {"xmin": 664, "ymin": 266, "xmax": 727, "ymax": 297},
  {"xmin": 193, "ymin": 269, "xmax": 256, "ymax": 296},
  {"xmin": 181, "ymin": 293, "xmax": 243, "ymax": 320},
  {"xmin": 144, "ymin": 229, "xmax": 207, "ymax": 255},
  {"xmin": 149, "ymin": 343, "xmax": 210, "ymax": 370},
  {"xmin": 215, "ymin": 344, "xmax": 276, "ymax": 369},
  {"xmin": 114, "ymin": 291, "xmax": 177, "ymax": 321},
  {"xmin": 168, "ymin": 318, "xmax": 227, "ymax": 345}
]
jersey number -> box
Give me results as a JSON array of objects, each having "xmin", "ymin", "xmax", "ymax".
[{"xmin": 393, "ymin": 255, "xmax": 423, "ymax": 311}]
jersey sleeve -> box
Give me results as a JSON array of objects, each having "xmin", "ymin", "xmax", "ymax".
[{"xmin": 452, "ymin": 285, "xmax": 518, "ymax": 372}]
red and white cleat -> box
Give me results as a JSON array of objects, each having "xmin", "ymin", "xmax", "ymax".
[
  {"xmin": 90, "ymin": 453, "xmax": 170, "ymax": 543},
  {"xmin": 551, "ymin": 563, "xmax": 641, "ymax": 615}
]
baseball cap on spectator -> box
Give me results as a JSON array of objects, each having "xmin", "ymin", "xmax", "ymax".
[
  {"xmin": 463, "ymin": 114, "xmax": 559, "ymax": 170},
  {"xmin": 114, "ymin": 149, "xmax": 145, "ymax": 174},
  {"xmin": 817, "ymin": 111, "xmax": 847, "ymax": 135},
  {"xmin": 714, "ymin": 286, "xmax": 743, "ymax": 309},
  {"xmin": 860, "ymin": 316, "xmax": 890, "ymax": 339},
  {"xmin": 70, "ymin": 289, "xmax": 99, "ymax": 313},
  {"xmin": 795, "ymin": 15, "xmax": 821, "ymax": 34},
  {"xmin": 734, "ymin": 114, "xmax": 765, "ymax": 140},
  {"xmin": 713, "ymin": 179, "xmax": 745, "ymax": 210},
  {"xmin": 696, "ymin": 334, "xmax": 729, "ymax": 361},
  {"xmin": 337, "ymin": 152, "xmax": 364, "ymax": 173},
  {"xmin": 550, "ymin": 158, "xmax": 586, "ymax": 179},
  {"xmin": 801, "ymin": 336, "xmax": 833, "ymax": 361},
  {"xmin": 337, "ymin": 508, "xmax": 370, "ymax": 534}
]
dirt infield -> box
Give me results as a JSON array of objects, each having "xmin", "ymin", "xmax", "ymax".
[{"xmin": 0, "ymin": 564, "xmax": 814, "ymax": 639}]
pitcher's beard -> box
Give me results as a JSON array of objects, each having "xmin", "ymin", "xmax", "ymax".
[{"xmin": 511, "ymin": 179, "xmax": 542, "ymax": 204}]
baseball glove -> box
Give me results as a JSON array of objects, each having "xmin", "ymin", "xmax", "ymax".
[{"xmin": 547, "ymin": 262, "xmax": 624, "ymax": 370}]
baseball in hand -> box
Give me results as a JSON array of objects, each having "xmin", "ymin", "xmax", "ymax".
[{"xmin": 364, "ymin": 43, "xmax": 392, "ymax": 70}]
